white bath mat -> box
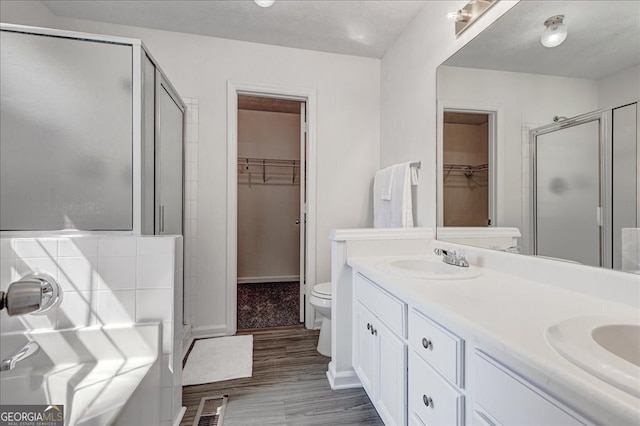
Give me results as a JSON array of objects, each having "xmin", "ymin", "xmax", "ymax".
[{"xmin": 183, "ymin": 335, "xmax": 253, "ymax": 386}]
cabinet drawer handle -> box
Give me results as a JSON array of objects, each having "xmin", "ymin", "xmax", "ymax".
[
  {"xmin": 423, "ymin": 394, "xmax": 433, "ymax": 407},
  {"xmin": 422, "ymin": 338, "xmax": 432, "ymax": 350}
]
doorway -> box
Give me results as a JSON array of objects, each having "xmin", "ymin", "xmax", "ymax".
[
  {"xmin": 236, "ymin": 95, "xmax": 305, "ymax": 329},
  {"xmin": 227, "ymin": 81, "xmax": 317, "ymax": 335},
  {"xmin": 442, "ymin": 111, "xmax": 492, "ymax": 226}
]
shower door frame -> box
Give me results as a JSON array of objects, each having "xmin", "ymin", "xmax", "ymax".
[{"xmin": 530, "ymin": 109, "xmax": 612, "ymax": 268}]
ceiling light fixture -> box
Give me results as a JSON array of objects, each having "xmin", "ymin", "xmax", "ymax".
[
  {"xmin": 541, "ymin": 15, "xmax": 568, "ymax": 48},
  {"xmin": 254, "ymin": 0, "xmax": 275, "ymax": 7}
]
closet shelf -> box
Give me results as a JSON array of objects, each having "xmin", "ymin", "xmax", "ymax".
[
  {"xmin": 443, "ymin": 163, "xmax": 488, "ymax": 177},
  {"xmin": 237, "ymin": 156, "xmax": 301, "ymax": 185}
]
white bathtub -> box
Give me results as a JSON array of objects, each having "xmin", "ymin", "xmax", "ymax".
[{"xmin": 0, "ymin": 324, "xmax": 160, "ymax": 425}]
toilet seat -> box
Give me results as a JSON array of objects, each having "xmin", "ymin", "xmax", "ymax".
[{"xmin": 312, "ymin": 282, "xmax": 331, "ymax": 298}]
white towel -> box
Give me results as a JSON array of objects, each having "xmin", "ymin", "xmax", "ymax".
[
  {"xmin": 376, "ymin": 165, "xmax": 394, "ymax": 200},
  {"xmin": 374, "ymin": 162, "xmax": 415, "ymax": 228}
]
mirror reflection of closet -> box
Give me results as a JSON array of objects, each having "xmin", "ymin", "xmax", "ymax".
[{"xmin": 443, "ymin": 111, "xmax": 490, "ymax": 227}]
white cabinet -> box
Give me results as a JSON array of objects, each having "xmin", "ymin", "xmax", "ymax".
[
  {"xmin": 408, "ymin": 309, "xmax": 465, "ymax": 426},
  {"xmin": 349, "ymin": 267, "xmax": 596, "ymax": 426},
  {"xmin": 473, "ymin": 351, "xmax": 592, "ymax": 426},
  {"xmin": 354, "ymin": 301, "xmax": 377, "ymax": 396},
  {"xmin": 409, "ymin": 351, "xmax": 464, "ymax": 426},
  {"xmin": 353, "ymin": 273, "xmax": 407, "ymax": 426}
]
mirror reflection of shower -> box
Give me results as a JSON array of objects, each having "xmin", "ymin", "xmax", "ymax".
[{"xmin": 531, "ymin": 103, "xmax": 638, "ymax": 270}]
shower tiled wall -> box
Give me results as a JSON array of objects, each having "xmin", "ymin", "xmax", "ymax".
[
  {"xmin": 622, "ymin": 228, "xmax": 640, "ymax": 274},
  {"xmin": 182, "ymin": 97, "xmax": 199, "ymax": 329},
  {"xmin": 0, "ymin": 235, "xmax": 183, "ymax": 425}
]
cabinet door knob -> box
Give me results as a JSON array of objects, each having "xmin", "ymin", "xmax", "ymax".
[
  {"xmin": 422, "ymin": 338, "xmax": 432, "ymax": 350},
  {"xmin": 423, "ymin": 394, "xmax": 433, "ymax": 407}
]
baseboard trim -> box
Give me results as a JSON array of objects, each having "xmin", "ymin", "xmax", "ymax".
[
  {"xmin": 326, "ymin": 361, "xmax": 362, "ymax": 390},
  {"xmin": 191, "ymin": 324, "xmax": 228, "ymax": 339},
  {"xmin": 238, "ymin": 275, "xmax": 300, "ymax": 284},
  {"xmin": 173, "ymin": 407, "xmax": 186, "ymax": 426}
]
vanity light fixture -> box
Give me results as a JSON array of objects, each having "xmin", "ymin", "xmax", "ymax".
[
  {"xmin": 541, "ymin": 15, "xmax": 568, "ymax": 48},
  {"xmin": 254, "ymin": 0, "xmax": 275, "ymax": 7},
  {"xmin": 450, "ymin": 0, "xmax": 497, "ymax": 37}
]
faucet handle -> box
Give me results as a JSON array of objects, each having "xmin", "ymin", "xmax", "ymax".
[{"xmin": 2, "ymin": 272, "xmax": 62, "ymax": 317}]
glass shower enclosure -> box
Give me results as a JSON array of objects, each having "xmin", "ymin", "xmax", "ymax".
[{"xmin": 531, "ymin": 103, "xmax": 638, "ymax": 269}]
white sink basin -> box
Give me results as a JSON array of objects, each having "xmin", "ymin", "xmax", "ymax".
[
  {"xmin": 546, "ymin": 316, "xmax": 640, "ymax": 397},
  {"xmin": 377, "ymin": 256, "xmax": 481, "ymax": 280}
]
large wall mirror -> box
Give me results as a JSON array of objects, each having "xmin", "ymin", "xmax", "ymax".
[{"xmin": 436, "ymin": 1, "xmax": 639, "ymax": 273}]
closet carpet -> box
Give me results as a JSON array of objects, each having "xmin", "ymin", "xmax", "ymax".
[
  {"xmin": 237, "ymin": 282, "xmax": 300, "ymax": 330},
  {"xmin": 181, "ymin": 326, "xmax": 383, "ymax": 425}
]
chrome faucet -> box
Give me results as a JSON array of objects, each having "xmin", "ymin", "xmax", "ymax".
[
  {"xmin": 0, "ymin": 272, "xmax": 62, "ymax": 317},
  {"xmin": 1, "ymin": 341, "xmax": 40, "ymax": 371},
  {"xmin": 434, "ymin": 248, "xmax": 469, "ymax": 267}
]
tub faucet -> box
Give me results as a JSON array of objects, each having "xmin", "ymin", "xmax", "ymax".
[
  {"xmin": 1, "ymin": 341, "xmax": 40, "ymax": 371},
  {"xmin": 434, "ymin": 248, "xmax": 469, "ymax": 267}
]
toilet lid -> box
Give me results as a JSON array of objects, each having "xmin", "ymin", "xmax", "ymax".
[{"xmin": 313, "ymin": 282, "xmax": 332, "ymax": 296}]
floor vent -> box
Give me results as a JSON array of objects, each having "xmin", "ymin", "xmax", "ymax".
[{"xmin": 193, "ymin": 395, "xmax": 228, "ymax": 426}]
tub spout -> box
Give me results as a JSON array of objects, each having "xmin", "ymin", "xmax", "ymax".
[{"xmin": 1, "ymin": 342, "xmax": 40, "ymax": 371}]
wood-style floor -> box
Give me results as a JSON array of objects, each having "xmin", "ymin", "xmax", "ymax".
[{"xmin": 181, "ymin": 326, "xmax": 383, "ymax": 426}]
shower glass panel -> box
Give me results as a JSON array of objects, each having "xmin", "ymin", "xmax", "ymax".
[
  {"xmin": 156, "ymin": 83, "xmax": 183, "ymax": 235},
  {"xmin": 0, "ymin": 31, "xmax": 133, "ymax": 231},
  {"xmin": 535, "ymin": 120, "xmax": 601, "ymax": 266}
]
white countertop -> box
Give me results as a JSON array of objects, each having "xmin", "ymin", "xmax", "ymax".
[{"xmin": 348, "ymin": 255, "xmax": 640, "ymax": 425}]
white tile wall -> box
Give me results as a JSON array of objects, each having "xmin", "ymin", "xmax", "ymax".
[
  {"xmin": 520, "ymin": 123, "xmax": 542, "ymax": 255},
  {"xmin": 0, "ymin": 235, "xmax": 182, "ymax": 424},
  {"xmin": 621, "ymin": 228, "xmax": 640, "ymax": 274},
  {"xmin": 182, "ymin": 97, "xmax": 199, "ymax": 329}
]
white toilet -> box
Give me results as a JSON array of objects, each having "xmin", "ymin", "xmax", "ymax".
[{"xmin": 309, "ymin": 282, "xmax": 332, "ymax": 357}]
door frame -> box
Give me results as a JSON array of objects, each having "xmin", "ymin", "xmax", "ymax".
[
  {"xmin": 436, "ymin": 99, "xmax": 504, "ymax": 227},
  {"xmin": 529, "ymin": 108, "xmax": 611, "ymax": 267},
  {"xmin": 227, "ymin": 81, "xmax": 318, "ymax": 334}
]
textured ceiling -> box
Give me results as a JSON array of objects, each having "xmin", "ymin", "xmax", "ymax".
[
  {"xmin": 238, "ymin": 95, "xmax": 301, "ymax": 114},
  {"xmin": 41, "ymin": 0, "xmax": 427, "ymax": 58},
  {"xmin": 443, "ymin": 1, "xmax": 640, "ymax": 79}
]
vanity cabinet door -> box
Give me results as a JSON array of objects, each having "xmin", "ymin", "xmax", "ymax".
[
  {"xmin": 473, "ymin": 351, "xmax": 592, "ymax": 426},
  {"xmin": 353, "ymin": 301, "xmax": 377, "ymax": 397},
  {"xmin": 377, "ymin": 320, "xmax": 407, "ymax": 426}
]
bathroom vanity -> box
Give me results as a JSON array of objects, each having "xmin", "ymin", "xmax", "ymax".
[{"xmin": 328, "ymin": 229, "xmax": 640, "ymax": 426}]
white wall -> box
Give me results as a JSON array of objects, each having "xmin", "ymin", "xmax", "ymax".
[
  {"xmin": 597, "ymin": 64, "xmax": 640, "ymax": 110},
  {"xmin": 0, "ymin": 1, "xmax": 381, "ymax": 333},
  {"xmin": 437, "ymin": 66, "xmax": 598, "ymax": 232},
  {"xmin": 237, "ymin": 110, "xmax": 300, "ymax": 282},
  {"xmin": 379, "ymin": 1, "xmax": 520, "ymax": 229}
]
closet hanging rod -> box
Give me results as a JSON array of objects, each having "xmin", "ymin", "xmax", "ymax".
[
  {"xmin": 443, "ymin": 163, "xmax": 488, "ymax": 172},
  {"xmin": 238, "ymin": 157, "xmax": 301, "ymax": 168}
]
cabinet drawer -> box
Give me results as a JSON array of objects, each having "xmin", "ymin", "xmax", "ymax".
[
  {"xmin": 409, "ymin": 351, "xmax": 464, "ymax": 426},
  {"xmin": 409, "ymin": 309, "xmax": 464, "ymax": 386},
  {"xmin": 473, "ymin": 351, "xmax": 591, "ymax": 425},
  {"xmin": 354, "ymin": 273, "xmax": 406, "ymax": 337}
]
